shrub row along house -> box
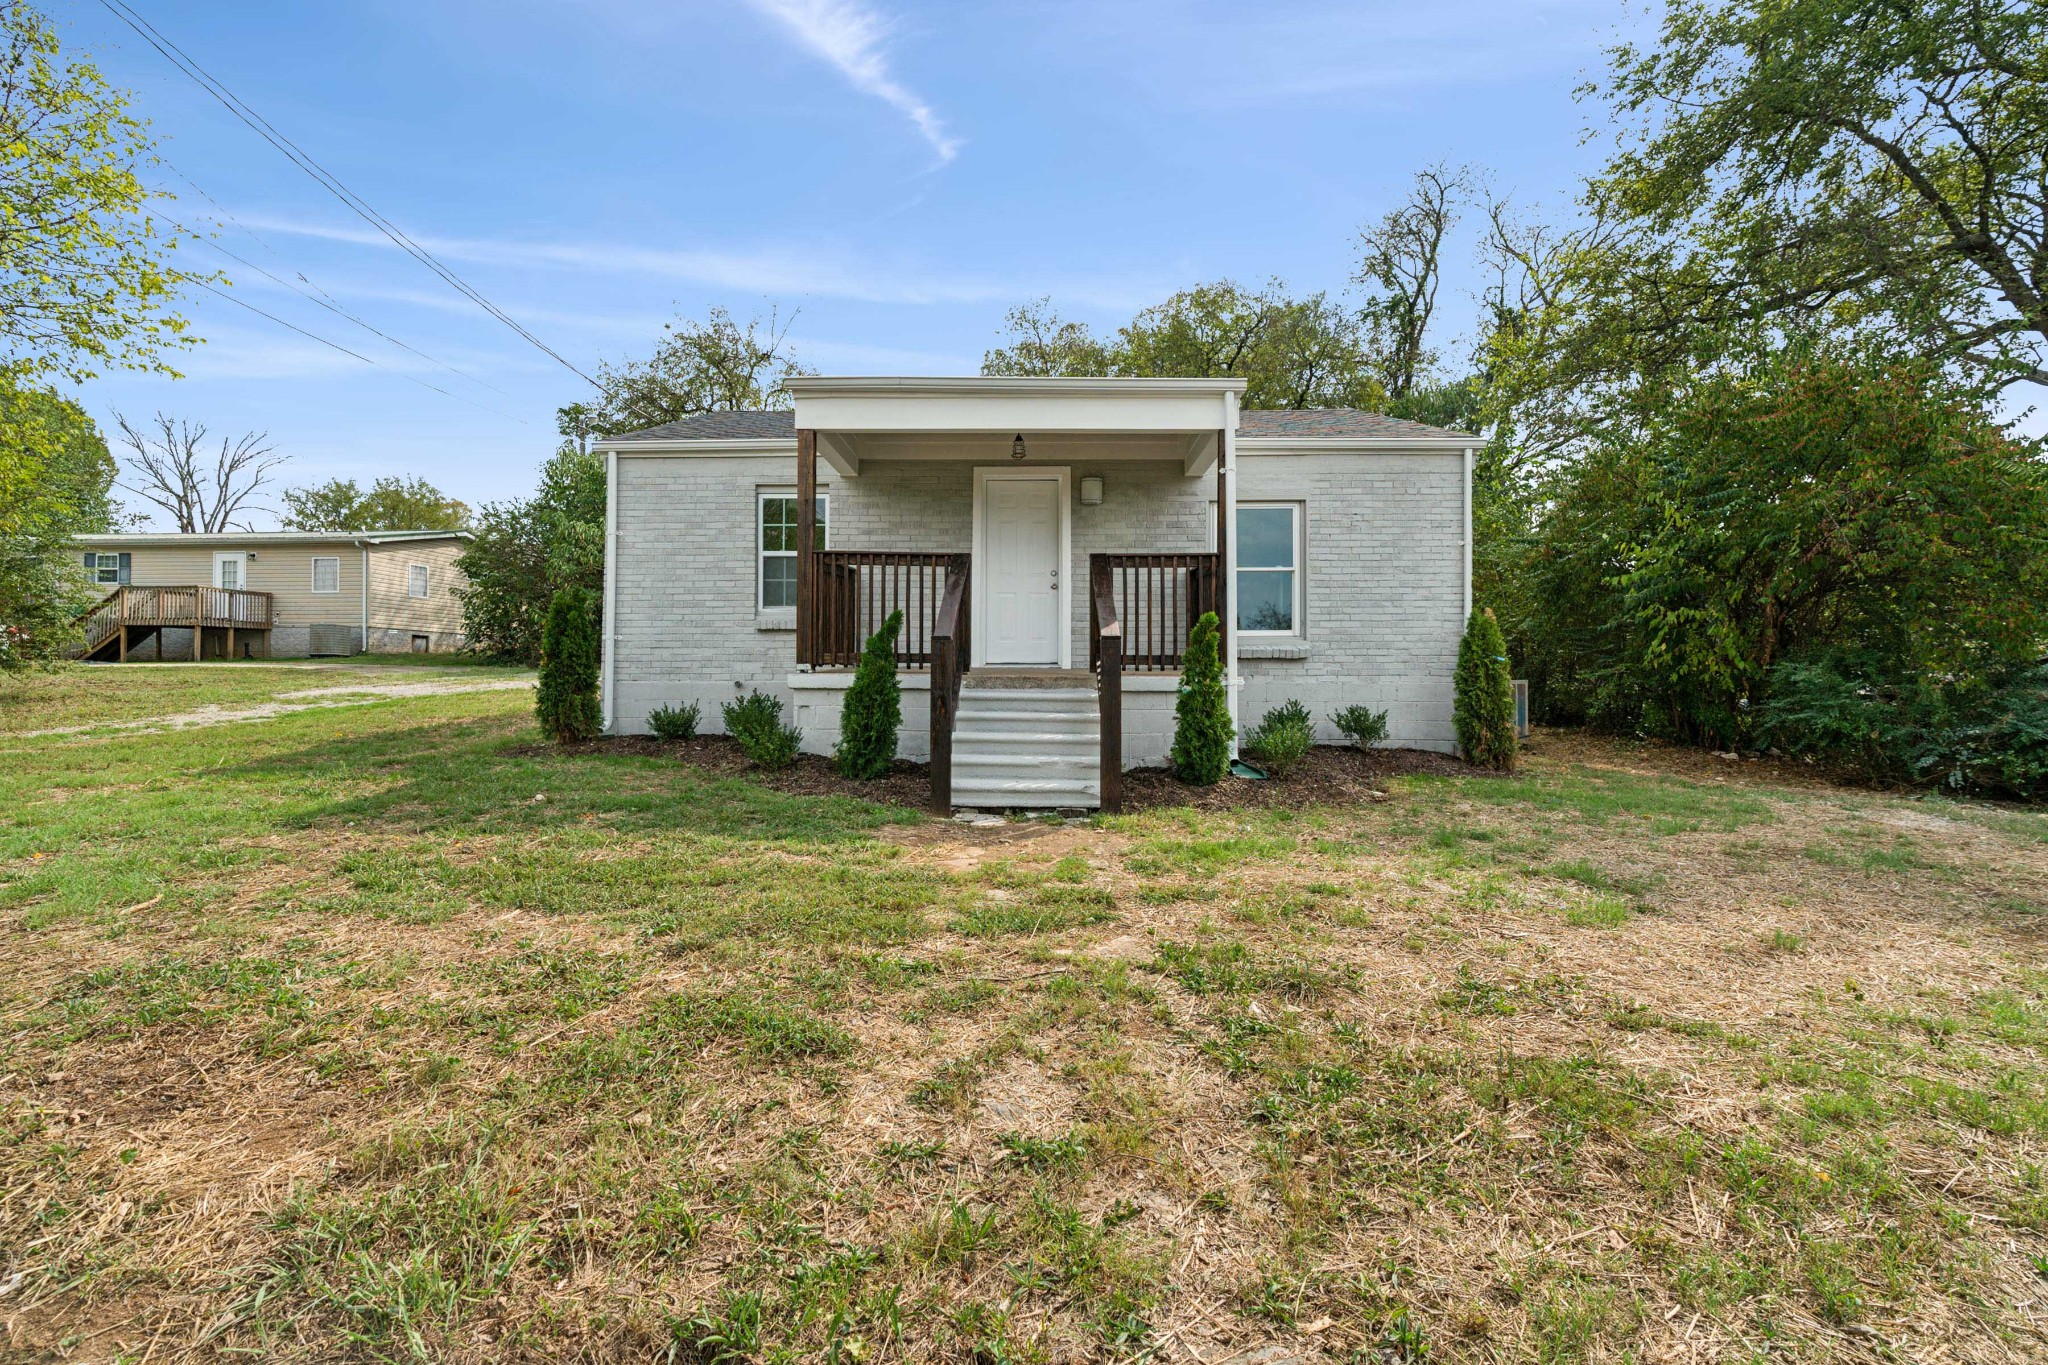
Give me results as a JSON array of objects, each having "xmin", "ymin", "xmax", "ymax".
[
  {"xmin": 598, "ymin": 376, "xmax": 1479, "ymax": 809},
  {"xmin": 72, "ymin": 530, "xmax": 470, "ymax": 660}
]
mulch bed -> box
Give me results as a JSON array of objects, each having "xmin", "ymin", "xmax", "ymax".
[
  {"xmin": 1120, "ymin": 744, "xmax": 1486, "ymax": 813},
  {"xmin": 522, "ymin": 734, "xmax": 936, "ymax": 809},
  {"xmin": 529, "ymin": 734, "xmax": 1487, "ymax": 816}
]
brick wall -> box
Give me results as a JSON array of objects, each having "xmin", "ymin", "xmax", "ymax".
[{"xmin": 608, "ymin": 447, "xmax": 1464, "ymax": 757}]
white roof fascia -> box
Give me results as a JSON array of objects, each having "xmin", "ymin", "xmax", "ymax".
[
  {"xmin": 1236, "ymin": 436, "xmax": 1484, "ymax": 454},
  {"xmin": 597, "ymin": 438, "xmax": 797, "ymax": 456},
  {"xmin": 789, "ymin": 376, "xmax": 1245, "ymax": 436}
]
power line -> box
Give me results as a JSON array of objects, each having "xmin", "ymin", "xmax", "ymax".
[
  {"xmin": 99, "ymin": 0, "xmax": 597, "ymax": 388},
  {"xmin": 192, "ymin": 279, "xmax": 521, "ymax": 419},
  {"xmin": 176, "ymin": 216, "xmax": 525, "ymax": 412},
  {"xmin": 158, "ymin": 159, "xmax": 517, "ymax": 402}
]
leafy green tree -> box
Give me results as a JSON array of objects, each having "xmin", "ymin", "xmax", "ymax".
[
  {"xmin": 1170, "ymin": 612, "xmax": 1232, "ymax": 785},
  {"xmin": 0, "ymin": 378, "xmax": 116, "ymax": 670},
  {"xmin": 1, "ymin": 3, "xmax": 203, "ymax": 382},
  {"xmin": 535, "ymin": 586, "xmax": 600, "ymax": 743},
  {"xmin": 1587, "ymin": 0, "xmax": 2048, "ymax": 393},
  {"xmin": 1521, "ymin": 348, "xmax": 2048, "ymax": 745},
  {"xmin": 1454, "ymin": 608, "xmax": 1518, "ymax": 771},
  {"xmin": 455, "ymin": 444, "xmax": 605, "ymax": 664},
  {"xmin": 282, "ymin": 476, "xmax": 470, "ymax": 531},
  {"xmin": 836, "ymin": 610, "xmax": 903, "ymax": 779},
  {"xmin": 585, "ymin": 308, "xmax": 812, "ymax": 436},
  {"xmin": 981, "ymin": 298, "xmax": 1117, "ymax": 377},
  {"xmin": 982, "ymin": 282, "xmax": 1381, "ymax": 410}
]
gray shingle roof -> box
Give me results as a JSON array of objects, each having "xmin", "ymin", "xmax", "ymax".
[
  {"xmin": 604, "ymin": 406, "xmax": 1477, "ymax": 444},
  {"xmin": 606, "ymin": 410, "xmax": 796, "ymax": 442},
  {"xmin": 1236, "ymin": 409, "xmax": 1478, "ymax": 441}
]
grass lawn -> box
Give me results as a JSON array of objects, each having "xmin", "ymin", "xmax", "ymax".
[{"xmin": 2, "ymin": 666, "xmax": 2045, "ymax": 1362}]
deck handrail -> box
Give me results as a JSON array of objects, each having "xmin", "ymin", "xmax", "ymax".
[
  {"xmin": 928, "ymin": 556, "xmax": 970, "ymax": 812},
  {"xmin": 804, "ymin": 550, "xmax": 962, "ymax": 670},
  {"xmin": 1087, "ymin": 552, "xmax": 1219, "ymax": 673},
  {"xmin": 80, "ymin": 586, "xmax": 275, "ymax": 656},
  {"xmin": 1089, "ymin": 559, "xmax": 1125, "ymax": 814}
]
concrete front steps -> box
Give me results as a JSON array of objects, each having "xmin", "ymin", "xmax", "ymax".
[{"xmin": 950, "ymin": 677, "xmax": 1100, "ymax": 810}]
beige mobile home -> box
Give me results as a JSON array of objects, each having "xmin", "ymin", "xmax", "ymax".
[{"xmin": 73, "ymin": 530, "xmax": 470, "ymax": 661}]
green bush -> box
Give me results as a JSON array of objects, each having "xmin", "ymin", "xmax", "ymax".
[
  {"xmin": 836, "ymin": 609, "xmax": 903, "ymax": 779},
  {"xmin": 1245, "ymin": 700, "xmax": 1314, "ymax": 776},
  {"xmin": 1455, "ymin": 607, "xmax": 1517, "ymax": 771},
  {"xmin": 1759, "ymin": 654, "xmax": 2048, "ymax": 799},
  {"xmin": 1170, "ymin": 611, "xmax": 1231, "ymax": 785},
  {"xmin": 722, "ymin": 690, "xmax": 802, "ymax": 769},
  {"xmin": 535, "ymin": 586, "xmax": 601, "ymax": 743},
  {"xmin": 647, "ymin": 702, "xmax": 700, "ymax": 742},
  {"xmin": 1331, "ymin": 704, "xmax": 1389, "ymax": 749}
]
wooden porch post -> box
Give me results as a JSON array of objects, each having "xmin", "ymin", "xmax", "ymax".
[
  {"xmin": 1215, "ymin": 428, "xmax": 1229, "ymax": 661},
  {"xmin": 117, "ymin": 625, "xmax": 127, "ymax": 662},
  {"xmin": 796, "ymin": 428, "xmax": 817, "ymax": 667}
]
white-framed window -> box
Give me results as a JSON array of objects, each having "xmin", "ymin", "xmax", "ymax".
[
  {"xmin": 758, "ymin": 490, "xmax": 828, "ymax": 612},
  {"xmin": 407, "ymin": 563, "xmax": 429, "ymax": 598},
  {"xmin": 1235, "ymin": 503, "xmax": 1302, "ymax": 636},
  {"xmin": 311, "ymin": 556, "xmax": 341, "ymax": 594},
  {"xmin": 82, "ymin": 551, "xmax": 130, "ymax": 585}
]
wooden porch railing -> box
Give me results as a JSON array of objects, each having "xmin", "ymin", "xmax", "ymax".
[
  {"xmin": 928, "ymin": 560, "xmax": 970, "ymax": 812},
  {"xmin": 1090, "ymin": 560, "xmax": 1124, "ymax": 814},
  {"xmin": 83, "ymin": 586, "xmax": 274, "ymax": 658},
  {"xmin": 803, "ymin": 551, "xmax": 966, "ymax": 670},
  {"xmin": 1087, "ymin": 553, "xmax": 1220, "ymax": 673}
]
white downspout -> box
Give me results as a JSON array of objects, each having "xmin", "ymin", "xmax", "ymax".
[
  {"xmin": 1461, "ymin": 447, "xmax": 1474, "ymax": 621},
  {"xmin": 359, "ymin": 539, "xmax": 371, "ymax": 653},
  {"xmin": 601, "ymin": 448, "xmax": 618, "ymax": 732},
  {"xmin": 1223, "ymin": 393, "xmax": 1241, "ymax": 756}
]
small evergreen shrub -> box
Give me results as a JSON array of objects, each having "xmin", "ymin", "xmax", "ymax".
[
  {"xmin": 647, "ymin": 701, "xmax": 700, "ymax": 742},
  {"xmin": 1245, "ymin": 700, "xmax": 1314, "ymax": 776},
  {"xmin": 535, "ymin": 586, "xmax": 600, "ymax": 743},
  {"xmin": 1331, "ymin": 704, "xmax": 1389, "ymax": 749},
  {"xmin": 1170, "ymin": 611, "xmax": 1231, "ymax": 785},
  {"xmin": 722, "ymin": 690, "xmax": 802, "ymax": 769},
  {"xmin": 1454, "ymin": 607, "xmax": 1518, "ymax": 771},
  {"xmin": 836, "ymin": 610, "xmax": 903, "ymax": 779}
]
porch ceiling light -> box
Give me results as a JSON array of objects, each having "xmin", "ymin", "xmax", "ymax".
[{"xmin": 1011, "ymin": 433, "xmax": 1026, "ymax": 461}]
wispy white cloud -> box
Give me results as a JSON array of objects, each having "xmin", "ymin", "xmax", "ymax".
[
  {"xmin": 742, "ymin": 0, "xmax": 961, "ymax": 164},
  {"xmin": 231, "ymin": 212, "xmax": 1167, "ymax": 313}
]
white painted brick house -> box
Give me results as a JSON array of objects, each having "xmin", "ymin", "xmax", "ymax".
[{"xmin": 598, "ymin": 377, "xmax": 1478, "ymax": 811}]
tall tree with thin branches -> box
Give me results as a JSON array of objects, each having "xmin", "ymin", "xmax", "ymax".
[
  {"xmin": 115, "ymin": 413, "xmax": 287, "ymax": 532},
  {"xmin": 1353, "ymin": 164, "xmax": 1478, "ymax": 403}
]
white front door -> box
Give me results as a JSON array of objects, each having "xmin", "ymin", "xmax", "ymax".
[
  {"xmin": 979, "ymin": 472, "xmax": 1065, "ymax": 666},
  {"xmin": 212, "ymin": 551, "xmax": 244, "ymax": 590}
]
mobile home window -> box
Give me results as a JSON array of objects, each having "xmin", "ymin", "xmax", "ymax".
[
  {"xmin": 407, "ymin": 563, "xmax": 429, "ymax": 598},
  {"xmin": 311, "ymin": 556, "xmax": 341, "ymax": 593},
  {"xmin": 758, "ymin": 491, "xmax": 828, "ymax": 612},
  {"xmin": 1236, "ymin": 504, "xmax": 1302, "ymax": 636},
  {"xmin": 82, "ymin": 551, "xmax": 130, "ymax": 585}
]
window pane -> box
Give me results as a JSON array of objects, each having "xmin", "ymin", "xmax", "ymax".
[
  {"xmin": 813, "ymin": 495, "xmax": 828, "ymax": 550},
  {"xmin": 1238, "ymin": 507, "xmax": 1294, "ymax": 568},
  {"xmin": 409, "ymin": 565, "xmax": 429, "ymax": 597},
  {"xmin": 761, "ymin": 496, "xmax": 795, "ymax": 552},
  {"xmin": 313, "ymin": 557, "xmax": 339, "ymax": 593},
  {"xmin": 1238, "ymin": 570, "xmax": 1294, "ymax": 632},
  {"xmin": 762, "ymin": 556, "xmax": 796, "ymax": 608}
]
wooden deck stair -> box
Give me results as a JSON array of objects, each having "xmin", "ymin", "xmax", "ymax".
[{"xmin": 80, "ymin": 586, "xmax": 275, "ymax": 662}]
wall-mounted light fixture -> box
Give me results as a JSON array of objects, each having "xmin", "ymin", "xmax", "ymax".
[
  {"xmin": 246, "ymin": 551, "xmax": 258, "ymax": 560},
  {"xmin": 1079, "ymin": 476, "xmax": 1104, "ymax": 505},
  {"xmin": 1011, "ymin": 433, "xmax": 1027, "ymax": 461}
]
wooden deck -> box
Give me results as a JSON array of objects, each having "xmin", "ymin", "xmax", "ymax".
[{"xmin": 81, "ymin": 586, "xmax": 275, "ymax": 662}]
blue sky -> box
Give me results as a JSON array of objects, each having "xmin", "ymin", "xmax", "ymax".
[{"xmin": 58, "ymin": 0, "xmax": 1641, "ymax": 525}]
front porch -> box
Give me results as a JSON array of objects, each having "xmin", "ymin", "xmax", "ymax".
[{"xmin": 784, "ymin": 377, "xmax": 1248, "ymax": 813}]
